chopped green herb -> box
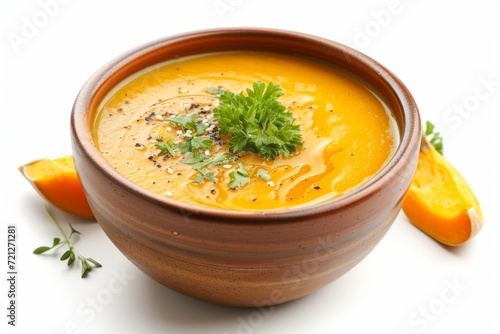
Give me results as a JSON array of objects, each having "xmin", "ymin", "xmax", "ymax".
[
  {"xmin": 177, "ymin": 136, "xmax": 213, "ymax": 154},
  {"xmin": 156, "ymin": 139, "xmax": 176, "ymax": 157},
  {"xmin": 181, "ymin": 153, "xmax": 234, "ymax": 184},
  {"xmin": 194, "ymin": 122, "xmax": 209, "ymax": 135},
  {"xmin": 168, "ymin": 114, "xmax": 199, "ymax": 132},
  {"xmin": 189, "ymin": 136, "xmax": 213, "ymax": 151},
  {"xmin": 229, "ymin": 163, "xmax": 251, "ymax": 189},
  {"xmin": 206, "ymin": 86, "xmax": 225, "ymax": 96},
  {"xmin": 192, "ymin": 167, "xmax": 217, "ymax": 184},
  {"xmin": 257, "ymin": 169, "xmax": 271, "ymax": 181}
]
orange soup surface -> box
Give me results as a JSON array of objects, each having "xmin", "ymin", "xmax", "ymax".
[{"xmin": 94, "ymin": 52, "xmax": 398, "ymax": 211}]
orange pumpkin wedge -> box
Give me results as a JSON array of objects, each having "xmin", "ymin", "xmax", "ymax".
[
  {"xmin": 402, "ymin": 136, "xmax": 483, "ymax": 246},
  {"xmin": 19, "ymin": 156, "xmax": 95, "ymax": 220}
]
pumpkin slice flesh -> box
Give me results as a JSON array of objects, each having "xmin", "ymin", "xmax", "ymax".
[
  {"xmin": 19, "ymin": 156, "xmax": 95, "ymax": 220},
  {"xmin": 402, "ymin": 139, "xmax": 483, "ymax": 246}
]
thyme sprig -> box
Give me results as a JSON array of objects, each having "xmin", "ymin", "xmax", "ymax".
[{"xmin": 33, "ymin": 206, "xmax": 102, "ymax": 278}]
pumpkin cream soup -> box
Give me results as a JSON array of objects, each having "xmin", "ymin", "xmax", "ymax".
[{"xmin": 94, "ymin": 51, "xmax": 398, "ymax": 211}]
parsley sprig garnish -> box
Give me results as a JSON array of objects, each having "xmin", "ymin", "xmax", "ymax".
[
  {"xmin": 33, "ymin": 206, "xmax": 102, "ymax": 278},
  {"xmin": 214, "ymin": 81, "xmax": 303, "ymax": 160}
]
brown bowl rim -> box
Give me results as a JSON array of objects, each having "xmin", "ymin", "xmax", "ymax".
[{"xmin": 71, "ymin": 27, "xmax": 420, "ymax": 221}]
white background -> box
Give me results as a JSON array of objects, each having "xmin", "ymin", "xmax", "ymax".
[{"xmin": 1, "ymin": 1, "xmax": 499, "ymax": 333}]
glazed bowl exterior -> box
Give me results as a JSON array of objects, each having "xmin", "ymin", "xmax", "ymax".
[{"xmin": 71, "ymin": 28, "xmax": 421, "ymax": 307}]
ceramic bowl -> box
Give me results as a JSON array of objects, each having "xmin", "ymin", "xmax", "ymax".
[{"xmin": 71, "ymin": 28, "xmax": 421, "ymax": 307}]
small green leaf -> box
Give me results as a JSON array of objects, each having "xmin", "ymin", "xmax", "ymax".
[
  {"xmin": 192, "ymin": 168, "xmax": 217, "ymax": 184},
  {"xmin": 168, "ymin": 114, "xmax": 198, "ymax": 132},
  {"xmin": 52, "ymin": 238, "xmax": 61, "ymax": 246},
  {"xmin": 156, "ymin": 139, "xmax": 176, "ymax": 157},
  {"xmin": 80, "ymin": 257, "xmax": 102, "ymax": 278},
  {"xmin": 82, "ymin": 259, "xmax": 91, "ymax": 271},
  {"xmin": 181, "ymin": 153, "xmax": 235, "ymax": 185},
  {"xmin": 229, "ymin": 163, "xmax": 251, "ymax": 189},
  {"xmin": 33, "ymin": 246, "xmax": 52, "ymax": 254},
  {"xmin": 60, "ymin": 250, "xmax": 72, "ymax": 261},
  {"xmin": 195, "ymin": 122, "xmax": 209, "ymax": 135},
  {"xmin": 424, "ymin": 120, "xmax": 435, "ymax": 136},
  {"xmin": 67, "ymin": 252, "xmax": 76, "ymax": 266},
  {"xmin": 207, "ymin": 86, "xmax": 225, "ymax": 96},
  {"xmin": 190, "ymin": 136, "xmax": 213, "ymax": 151},
  {"xmin": 81, "ymin": 263, "xmax": 90, "ymax": 278},
  {"xmin": 180, "ymin": 151, "xmax": 204, "ymax": 164},
  {"xmin": 257, "ymin": 169, "xmax": 271, "ymax": 181},
  {"xmin": 424, "ymin": 120, "xmax": 444, "ymax": 155},
  {"xmin": 87, "ymin": 258, "xmax": 103, "ymax": 268}
]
